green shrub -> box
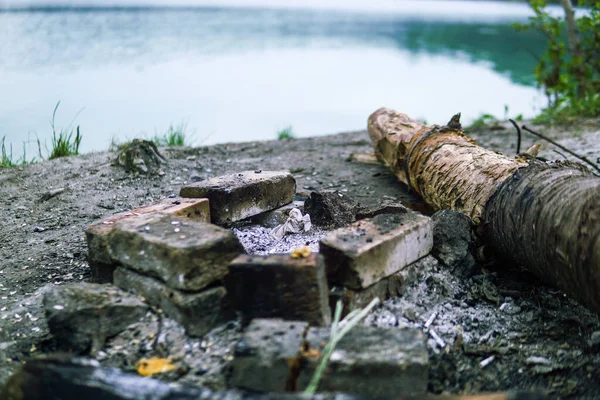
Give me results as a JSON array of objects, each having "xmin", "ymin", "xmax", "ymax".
[{"xmin": 514, "ymin": 0, "xmax": 600, "ymax": 123}]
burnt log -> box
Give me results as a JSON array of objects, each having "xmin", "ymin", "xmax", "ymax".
[
  {"xmin": 0, "ymin": 356, "xmax": 547, "ymax": 400},
  {"xmin": 368, "ymin": 107, "xmax": 600, "ymax": 313},
  {"xmin": 0, "ymin": 356, "xmax": 369, "ymax": 400}
]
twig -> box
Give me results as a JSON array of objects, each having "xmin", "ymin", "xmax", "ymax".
[
  {"xmin": 480, "ymin": 355, "xmax": 495, "ymax": 368},
  {"xmin": 509, "ymin": 119, "xmax": 521, "ymax": 154},
  {"xmin": 424, "ymin": 312, "xmax": 437, "ymax": 329},
  {"xmin": 429, "ymin": 329, "xmax": 446, "ymax": 348},
  {"xmin": 552, "ymin": 149, "xmax": 568, "ymax": 160},
  {"xmin": 521, "ymin": 125, "xmax": 600, "ymax": 174}
]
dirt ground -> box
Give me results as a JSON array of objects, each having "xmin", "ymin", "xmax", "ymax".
[{"xmin": 0, "ymin": 118, "xmax": 599, "ymax": 398}]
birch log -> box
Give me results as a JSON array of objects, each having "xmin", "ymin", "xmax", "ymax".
[{"xmin": 368, "ymin": 107, "xmax": 600, "ymax": 313}]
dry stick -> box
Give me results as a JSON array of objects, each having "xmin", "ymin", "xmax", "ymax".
[
  {"xmin": 508, "ymin": 119, "xmax": 521, "ymax": 154},
  {"xmin": 521, "ymin": 125, "xmax": 600, "ymax": 174}
]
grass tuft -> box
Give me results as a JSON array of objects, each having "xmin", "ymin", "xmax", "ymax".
[
  {"xmin": 277, "ymin": 126, "xmax": 295, "ymax": 140},
  {"xmin": 0, "ymin": 137, "xmax": 16, "ymax": 168},
  {"xmin": 48, "ymin": 101, "xmax": 83, "ymax": 160},
  {"xmin": 154, "ymin": 122, "xmax": 188, "ymax": 147},
  {"xmin": 470, "ymin": 113, "xmax": 498, "ymax": 128},
  {"xmin": 304, "ymin": 297, "xmax": 380, "ymax": 394},
  {"xmin": 1, "ymin": 136, "xmax": 41, "ymax": 168},
  {"xmin": 49, "ymin": 126, "xmax": 82, "ymax": 160}
]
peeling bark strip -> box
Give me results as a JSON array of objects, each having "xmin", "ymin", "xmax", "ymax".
[
  {"xmin": 368, "ymin": 108, "xmax": 526, "ymax": 223},
  {"xmin": 368, "ymin": 107, "xmax": 600, "ymax": 313},
  {"xmin": 485, "ymin": 161, "xmax": 600, "ymax": 312}
]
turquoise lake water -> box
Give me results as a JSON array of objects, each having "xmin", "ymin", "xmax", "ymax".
[{"xmin": 0, "ymin": 1, "xmax": 553, "ymax": 153}]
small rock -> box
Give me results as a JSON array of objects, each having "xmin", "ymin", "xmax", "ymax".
[
  {"xmin": 180, "ymin": 170, "xmax": 296, "ymax": 225},
  {"xmin": 588, "ymin": 331, "xmax": 600, "ymax": 348},
  {"xmin": 431, "ymin": 210, "xmax": 477, "ymax": 277},
  {"xmin": 321, "ymin": 212, "xmax": 432, "ymax": 289},
  {"xmin": 43, "ymin": 283, "xmax": 149, "ymax": 353},
  {"xmin": 108, "ymin": 214, "xmax": 243, "ymax": 291},
  {"xmin": 188, "ymin": 172, "xmax": 203, "ymax": 182},
  {"xmin": 304, "ymin": 190, "xmax": 360, "ymax": 229},
  {"xmin": 39, "ymin": 187, "xmax": 67, "ymax": 202},
  {"xmin": 33, "ymin": 226, "xmax": 46, "ymax": 232}
]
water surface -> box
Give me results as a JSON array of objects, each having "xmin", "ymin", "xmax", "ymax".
[{"xmin": 0, "ymin": 1, "xmax": 549, "ymax": 153}]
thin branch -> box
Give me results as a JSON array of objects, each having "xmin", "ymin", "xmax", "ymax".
[
  {"xmin": 509, "ymin": 119, "xmax": 522, "ymax": 155},
  {"xmin": 521, "ymin": 125, "xmax": 600, "ymax": 174},
  {"xmin": 552, "ymin": 149, "xmax": 568, "ymax": 160}
]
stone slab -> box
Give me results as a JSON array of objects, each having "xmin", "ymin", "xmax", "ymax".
[
  {"xmin": 113, "ymin": 267, "xmax": 228, "ymax": 337},
  {"xmin": 228, "ymin": 319, "xmax": 428, "ymax": 397},
  {"xmin": 251, "ymin": 201, "xmax": 305, "ymax": 228},
  {"xmin": 86, "ymin": 197, "xmax": 210, "ymax": 282},
  {"xmin": 320, "ymin": 212, "xmax": 432, "ymax": 289},
  {"xmin": 179, "ymin": 170, "xmax": 296, "ymax": 225},
  {"xmin": 43, "ymin": 283, "xmax": 149, "ymax": 353},
  {"xmin": 108, "ymin": 213, "xmax": 243, "ymax": 291},
  {"xmin": 226, "ymin": 253, "xmax": 331, "ymax": 326}
]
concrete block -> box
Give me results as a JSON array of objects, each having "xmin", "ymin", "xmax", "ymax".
[
  {"xmin": 229, "ymin": 319, "xmax": 309, "ymax": 392},
  {"xmin": 113, "ymin": 267, "xmax": 228, "ymax": 337},
  {"xmin": 228, "ymin": 319, "xmax": 428, "ymax": 397},
  {"xmin": 226, "ymin": 253, "xmax": 331, "ymax": 326},
  {"xmin": 108, "ymin": 214, "xmax": 243, "ymax": 291},
  {"xmin": 179, "ymin": 170, "xmax": 296, "ymax": 225},
  {"xmin": 86, "ymin": 197, "xmax": 210, "ymax": 282},
  {"xmin": 320, "ymin": 212, "xmax": 432, "ymax": 289},
  {"xmin": 328, "ymin": 255, "xmax": 428, "ymax": 319},
  {"xmin": 301, "ymin": 326, "xmax": 428, "ymax": 397},
  {"xmin": 329, "ymin": 280, "xmax": 388, "ymax": 319}
]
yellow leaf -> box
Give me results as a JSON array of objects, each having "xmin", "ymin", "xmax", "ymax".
[
  {"xmin": 135, "ymin": 357, "xmax": 176, "ymax": 377},
  {"xmin": 290, "ymin": 246, "xmax": 311, "ymax": 259}
]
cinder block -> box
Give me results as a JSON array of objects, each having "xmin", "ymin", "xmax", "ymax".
[
  {"xmin": 108, "ymin": 214, "xmax": 243, "ymax": 291},
  {"xmin": 328, "ymin": 281, "xmax": 388, "ymax": 319},
  {"xmin": 320, "ymin": 212, "xmax": 432, "ymax": 289},
  {"xmin": 86, "ymin": 197, "xmax": 210, "ymax": 282},
  {"xmin": 228, "ymin": 319, "xmax": 309, "ymax": 392},
  {"xmin": 228, "ymin": 319, "xmax": 428, "ymax": 397},
  {"xmin": 43, "ymin": 283, "xmax": 149, "ymax": 353},
  {"xmin": 179, "ymin": 171, "xmax": 296, "ymax": 225},
  {"xmin": 113, "ymin": 267, "xmax": 229, "ymax": 337},
  {"xmin": 226, "ymin": 253, "xmax": 331, "ymax": 326},
  {"xmin": 300, "ymin": 325, "xmax": 428, "ymax": 397}
]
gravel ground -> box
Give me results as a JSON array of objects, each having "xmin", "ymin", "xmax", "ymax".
[{"xmin": 1, "ymin": 119, "xmax": 599, "ymax": 398}]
